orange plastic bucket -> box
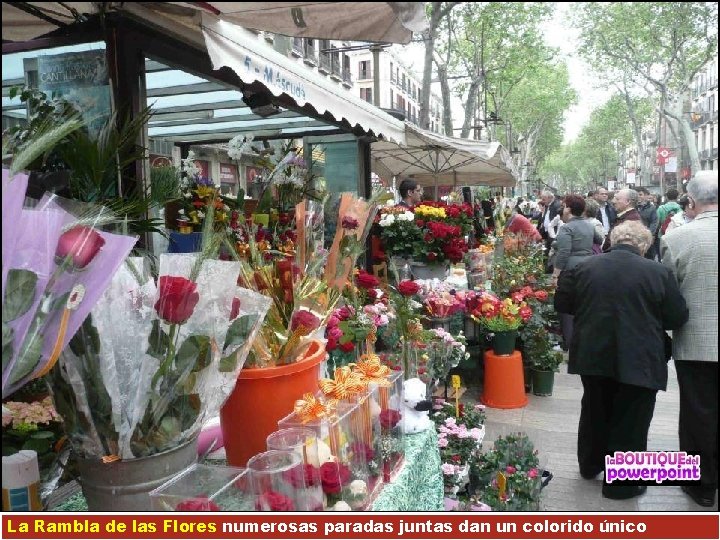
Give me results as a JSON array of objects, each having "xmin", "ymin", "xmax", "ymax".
[
  {"xmin": 220, "ymin": 340, "xmax": 326, "ymax": 466},
  {"xmin": 481, "ymin": 350, "xmax": 528, "ymax": 409}
]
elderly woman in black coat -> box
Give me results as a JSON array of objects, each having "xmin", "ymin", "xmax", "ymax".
[{"xmin": 554, "ymin": 221, "xmax": 689, "ymax": 501}]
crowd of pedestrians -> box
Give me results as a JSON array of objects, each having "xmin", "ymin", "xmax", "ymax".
[{"xmin": 511, "ymin": 171, "xmax": 718, "ymax": 506}]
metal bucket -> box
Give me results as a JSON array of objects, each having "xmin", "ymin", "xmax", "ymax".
[{"xmin": 77, "ymin": 437, "xmax": 198, "ymax": 511}]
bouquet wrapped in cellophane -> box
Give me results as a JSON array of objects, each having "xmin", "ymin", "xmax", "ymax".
[
  {"xmin": 49, "ymin": 251, "xmax": 271, "ymax": 460},
  {"xmin": 235, "ymin": 192, "xmax": 388, "ymax": 368},
  {"xmin": 2, "ymin": 170, "xmax": 138, "ymax": 398}
]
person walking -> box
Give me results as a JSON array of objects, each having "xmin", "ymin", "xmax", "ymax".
[
  {"xmin": 555, "ymin": 221, "xmax": 689, "ymax": 500},
  {"xmin": 583, "ymin": 198, "xmax": 606, "ymax": 254},
  {"xmin": 661, "ymin": 170, "xmax": 718, "ymax": 508},
  {"xmin": 552, "ymin": 195, "xmax": 604, "ymax": 350},
  {"xmin": 601, "ymin": 188, "xmax": 642, "ymax": 251},
  {"xmin": 537, "ymin": 190, "xmax": 562, "ymax": 271},
  {"xmin": 664, "ymin": 194, "xmax": 696, "ymax": 233},
  {"xmin": 593, "ymin": 187, "xmax": 617, "ymax": 236},
  {"xmin": 637, "ymin": 187, "xmax": 659, "ymax": 259}
]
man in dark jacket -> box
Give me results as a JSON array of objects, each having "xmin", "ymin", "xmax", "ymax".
[
  {"xmin": 537, "ymin": 190, "xmax": 562, "ymax": 270},
  {"xmin": 601, "ymin": 188, "xmax": 643, "ymax": 251},
  {"xmin": 636, "ymin": 187, "xmax": 659, "ymax": 259},
  {"xmin": 555, "ymin": 221, "xmax": 689, "ymax": 500}
]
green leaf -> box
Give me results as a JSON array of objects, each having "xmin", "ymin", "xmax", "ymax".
[
  {"xmin": 3, "ymin": 269, "xmax": 38, "ymax": 322},
  {"xmin": 22, "ymin": 438, "xmax": 51, "ymax": 454},
  {"xmin": 176, "ymin": 334, "xmax": 211, "ymax": 373},
  {"xmin": 2, "ymin": 322, "xmax": 13, "ymax": 373},
  {"xmin": 9, "ymin": 313, "xmax": 47, "ymax": 385},
  {"xmin": 30, "ymin": 430, "xmax": 55, "ymax": 440},
  {"xmin": 222, "ymin": 314, "xmax": 257, "ymax": 354},
  {"xmin": 68, "ymin": 315, "xmax": 100, "ymax": 356},
  {"xmin": 147, "ymin": 320, "xmax": 170, "ymax": 361}
]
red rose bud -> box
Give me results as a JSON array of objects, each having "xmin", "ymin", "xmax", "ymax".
[
  {"xmin": 320, "ymin": 462, "xmax": 351, "ymax": 494},
  {"xmin": 55, "ymin": 226, "xmax": 105, "ymax": 270},
  {"xmin": 379, "ymin": 408, "xmax": 402, "ymax": 429},
  {"xmin": 255, "ymin": 490, "xmax": 295, "ymax": 511},
  {"xmin": 397, "ymin": 280, "xmax": 420, "ymax": 296},
  {"xmin": 356, "ymin": 270, "xmax": 380, "ymax": 289},
  {"xmin": 154, "ymin": 276, "xmax": 200, "ymax": 324},
  {"xmin": 341, "ymin": 215, "xmax": 359, "ymax": 230},
  {"xmin": 290, "ymin": 309, "xmax": 320, "ymax": 333},
  {"xmin": 175, "ymin": 497, "xmax": 220, "ymax": 511},
  {"xmin": 339, "ymin": 341, "xmax": 355, "ymax": 353},
  {"xmin": 230, "ymin": 297, "xmax": 241, "ymax": 320}
]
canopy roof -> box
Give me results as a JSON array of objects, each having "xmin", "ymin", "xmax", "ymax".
[
  {"xmin": 2, "ymin": 2, "xmax": 427, "ymax": 43},
  {"xmin": 372, "ymin": 123, "xmax": 518, "ymax": 188}
]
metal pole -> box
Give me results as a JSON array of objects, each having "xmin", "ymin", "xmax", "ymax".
[{"xmin": 370, "ymin": 45, "xmax": 381, "ymax": 107}]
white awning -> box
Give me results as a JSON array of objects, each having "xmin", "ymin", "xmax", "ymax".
[
  {"xmin": 201, "ymin": 15, "xmax": 406, "ymax": 144},
  {"xmin": 1, "ymin": 2, "xmax": 427, "ymax": 44},
  {"xmin": 372, "ymin": 123, "xmax": 518, "ymax": 188}
]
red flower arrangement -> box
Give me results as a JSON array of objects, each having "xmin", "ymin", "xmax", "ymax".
[
  {"xmin": 282, "ymin": 463, "xmax": 320, "ymax": 488},
  {"xmin": 175, "ymin": 497, "xmax": 221, "ymax": 511},
  {"xmin": 470, "ymin": 291, "xmax": 533, "ymax": 332}
]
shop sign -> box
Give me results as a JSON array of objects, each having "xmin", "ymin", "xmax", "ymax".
[
  {"xmin": 243, "ymin": 55, "xmax": 307, "ymax": 100},
  {"xmin": 220, "ymin": 164, "xmax": 238, "ymax": 184}
]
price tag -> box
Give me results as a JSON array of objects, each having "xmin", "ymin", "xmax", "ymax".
[
  {"xmin": 497, "ymin": 472, "xmax": 507, "ymax": 497},
  {"xmin": 451, "ymin": 375, "xmax": 461, "ymax": 389}
]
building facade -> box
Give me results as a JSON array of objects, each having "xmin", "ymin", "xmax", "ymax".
[
  {"xmin": 348, "ymin": 48, "xmax": 443, "ymax": 133},
  {"xmin": 690, "ymin": 58, "xmax": 718, "ymax": 172}
]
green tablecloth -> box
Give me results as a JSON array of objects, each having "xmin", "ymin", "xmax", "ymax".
[
  {"xmin": 53, "ymin": 428, "xmax": 443, "ymax": 512},
  {"xmin": 371, "ymin": 427, "xmax": 444, "ymax": 511}
]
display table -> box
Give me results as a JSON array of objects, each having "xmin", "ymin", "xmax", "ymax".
[
  {"xmin": 52, "ymin": 428, "xmax": 443, "ymax": 512},
  {"xmin": 371, "ymin": 427, "xmax": 443, "ymax": 511}
]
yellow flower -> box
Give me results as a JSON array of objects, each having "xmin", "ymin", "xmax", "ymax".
[{"xmin": 193, "ymin": 185, "xmax": 216, "ymax": 200}]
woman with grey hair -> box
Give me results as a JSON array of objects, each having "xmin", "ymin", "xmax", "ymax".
[
  {"xmin": 555, "ymin": 220, "xmax": 688, "ymax": 501},
  {"xmin": 584, "ymin": 198, "xmax": 605, "ymax": 252}
]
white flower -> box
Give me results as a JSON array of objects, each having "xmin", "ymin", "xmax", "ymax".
[
  {"xmin": 197, "ymin": 211, "xmax": 205, "ymax": 219},
  {"xmin": 348, "ymin": 479, "xmax": 367, "ymax": 497},
  {"xmin": 332, "ymin": 501, "xmax": 352, "ymax": 511},
  {"xmin": 396, "ymin": 211, "xmax": 415, "ymax": 222},
  {"xmin": 379, "ymin": 214, "xmax": 396, "ymax": 227}
]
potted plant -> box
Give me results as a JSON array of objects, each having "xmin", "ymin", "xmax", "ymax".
[
  {"xmin": 531, "ymin": 350, "xmax": 563, "ymax": 396},
  {"xmin": 469, "ymin": 292, "xmax": 532, "ymax": 355}
]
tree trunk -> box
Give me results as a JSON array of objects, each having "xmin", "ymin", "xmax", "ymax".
[
  {"xmin": 420, "ymin": 28, "xmax": 435, "ymax": 130},
  {"xmin": 460, "ymin": 80, "xmax": 482, "ymax": 138},
  {"xmin": 623, "ymin": 91, "xmax": 650, "ymax": 186},
  {"xmin": 663, "ymin": 91, "xmax": 701, "ymax": 173}
]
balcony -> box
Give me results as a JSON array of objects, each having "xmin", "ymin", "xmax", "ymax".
[
  {"xmin": 712, "ymin": 148, "xmax": 718, "ymax": 159},
  {"xmin": 330, "ymin": 56, "xmax": 342, "ymax": 81},
  {"xmin": 358, "ymin": 70, "xmax": 371, "ymax": 81},
  {"xmin": 291, "ymin": 38, "xmax": 303, "ymax": 57},
  {"xmin": 318, "ymin": 53, "xmax": 331, "ymax": 74},
  {"xmin": 342, "ymin": 68, "xmax": 353, "ymax": 87},
  {"xmin": 303, "ymin": 43, "xmax": 317, "ymax": 65}
]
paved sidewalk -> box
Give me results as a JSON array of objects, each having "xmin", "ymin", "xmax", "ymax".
[{"xmin": 468, "ymin": 361, "xmax": 717, "ymax": 512}]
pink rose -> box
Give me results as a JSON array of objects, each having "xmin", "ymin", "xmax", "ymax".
[
  {"xmin": 326, "ymin": 325, "xmax": 343, "ymax": 342},
  {"xmin": 55, "ymin": 226, "xmax": 105, "ymax": 270},
  {"xmin": 506, "ymin": 465, "xmax": 517, "ymax": 474}
]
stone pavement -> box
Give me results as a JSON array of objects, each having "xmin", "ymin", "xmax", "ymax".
[{"xmin": 464, "ymin": 361, "xmax": 718, "ymax": 512}]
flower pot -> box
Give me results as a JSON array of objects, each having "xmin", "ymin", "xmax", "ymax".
[
  {"xmin": 220, "ymin": 340, "xmax": 326, "ymax": 467},
  {"xmin": 523, "ymin": 365, "xmax": 533, "ymax": 393},
  {"xmin": 531, "ymin": 369, "xmax": 555, "ymax": 396},
  {"xmin": 481, "ymin": 350, "xmax": 528, "ymax": 409},
  {"xmin": 491, "ymin": 330, "xmax": 518, "ymax": 356},
  {"xmin": 76, "ymin": 436, "xmax": 198, "ymax": 511},
  {"xmin": 410, "ymin": 261, "xmax": 448, "ymax": 281},
  {"xmin": 389, "ymin": 257, "xmax": 412, "ymax": 280}
]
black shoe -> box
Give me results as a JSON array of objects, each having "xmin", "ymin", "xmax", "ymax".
[
  {"xmin": 682, "ymin": 485, "xmax": 716, "ymax": 507},
  {"xmin": 602, "ymin": 485, "xmax": 647, "ymax": 500},
  {"xmin": 580, "ymin": 468, "xmax": 603, "ymax": 480}
]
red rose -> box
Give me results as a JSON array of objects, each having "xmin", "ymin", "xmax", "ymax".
[
  {"xmin": 255, "ymin": 490, "xmax": 295, "ymax": 511},
  {"xmin": 379, "ymin": 408, "xmax": 401, "ymax": 429},
  {"xmin": 336, "ymin": 306, "xmax": 354, "ymax": 320},
  {"xmin": 282, "ymin": 464, "xmax": 320, "ymax": 488},
  {"xmin": 154, "ymin": 276, "xmax": 200, "ymax": 324},
  {"xmin": 519, "ymin": 306, "xmax": 533, "ymax": 322},
  {"xmin": 175, "ymin": 497, "xmax": 220, "ymax": 511},
  {"xmin": 339, "ymin": 341, "xmax": 355, "ymax": 353},
  {"xmin": 55, "ymin": 226, "xmax": 106, "ymax": 270},
  {"xmin": 320, "ymin": 462, "xmax": 351, "ymax": 494},
  {"xmin": 511, "ymin": 292, "xmax": 525, "ymax": 304},
  {"xmin": 230, "ymin": 297, "xmax": 241, "ymax": 320},
  {"xmin": 356, "ymin": 271, "xmax": 380, "ymax": 289},
  {"xmin": 341, "ymin": 215, "xmax": 359, "ymax": 230},
  {"xmin": 349, "ymin": 441, "xmax": 375, "ymax": 463},
  {"xmin": 533, "ymin": 290, "xmax": 548, "ymax": 302},
  {"xmin": 415, "ymin": 219, "xmax": 425, "ymax": 227},
  {"xmin": 451, "ymin": 454, "xmax": 461, "ymax": 463},
  {"xmin": 397, "ymin": 280, "xmax": 420, "ymax": 296},
  {"xmin": 290, "ymin": 309, "xmax": 320, "ymax": 333},
  {"xmin": 278, "ymin": 212, "xmax": 292, "ymax": 226},
  {"xmin": 326, "ymin": 337, "xmax": 338, "ymax": 351},
  {"xmin": 427, "ymin": 252, "xmax": 437, "ymax": 262}
]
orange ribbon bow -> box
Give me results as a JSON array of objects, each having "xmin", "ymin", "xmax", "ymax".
[
  {"xmin": 293, "ymin": 393, "xmax": 336, "ymax": 424},
  {"xmin": 318, "ymin": 366, "xmax": 367, "ymax": 400},
  {"xmin": 352, "ymin": 354, "xmax": 391, "ymax": 387}
]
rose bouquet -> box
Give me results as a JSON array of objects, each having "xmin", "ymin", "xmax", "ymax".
[
  {"xmin": 48, "ymin": 247, "xmax": 271, "ymax": 459},
  {"xmin": 423, "ymin": 290, "xmax": 465, "ymax": 319},
  {"xmin": 2, "ymin": 171, "xmax": 138, "ymax": 398},
  {"xmin": 470, "ymin": 292, "xmax": 532, "ymax": 333}
]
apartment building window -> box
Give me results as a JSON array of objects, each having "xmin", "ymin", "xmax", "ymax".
[
  {"xmin": 396, "ymin": 95, "xmax": 405, "ymax": 111},
  {"xmin": 304, "ymin": 39, "xmax": 316, "ymax": 59},
  {"xmin": 360, "ymin": 88, "xmax": 373, "ymax": 103},
  {"xmin": 401, "ymin": 73, "xmax": 406, "ymax": 92},
  {"xmin": 390, "ymin": 62, "xmax": 395, "ymax": 82},
  {"xmin": 318, "ymin": 39, "xmax": 331, "ymax": 72},
  {"xmin": 390, "ymin": 90, "xmax": 394, "ymax": 107},
  {"xmin": 359, "ymin": 60, "xmax": 371, "ymax": 80}
]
